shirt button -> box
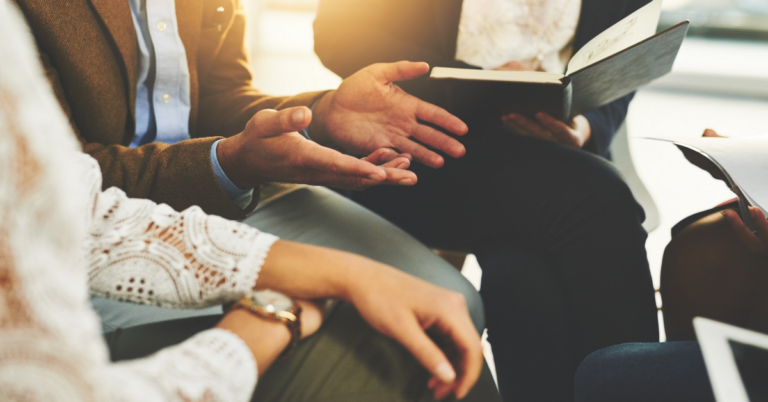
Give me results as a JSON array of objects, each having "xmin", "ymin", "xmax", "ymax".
[
  {"xmin": 157, "ymin": 21, "xmax": 167, "ymax": 31},
  {"xmin": 161, "ymin": 94, "xmax": 171, "ymax": 103}
]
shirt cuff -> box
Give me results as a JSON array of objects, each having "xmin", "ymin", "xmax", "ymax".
[{"xmin": 211, "ymin": 140, "xmax": 254, "ymax": 209}]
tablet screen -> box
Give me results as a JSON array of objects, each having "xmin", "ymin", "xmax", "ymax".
[{"xmin": 729, "ymin": 340, "xmax": 768, "ymax": 401}]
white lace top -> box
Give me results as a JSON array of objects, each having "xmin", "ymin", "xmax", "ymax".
[
  {"xmin": 456, "ymin": 0, "xmax": 582, "ymax": 73},
  {"xmin": 0, "ymin": 2, "xmax": 278, "ymax": 400}
]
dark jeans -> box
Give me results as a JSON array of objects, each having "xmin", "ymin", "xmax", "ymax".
[
  {"xmin": 349, "ymin": 127, "xmax": 660, "ymax": 401},
  {"xmin": 574, "ymin": 341, "xmax": 714, "ymax": 402}
]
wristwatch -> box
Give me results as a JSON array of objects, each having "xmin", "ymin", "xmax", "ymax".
[{"xmin": 228, "ymin": 290, "xmax": 302, "ymax": 358}]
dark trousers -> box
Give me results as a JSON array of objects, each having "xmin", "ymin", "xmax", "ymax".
[
  {"xmin": 574, "ymin": 341, "xmax": 714, "ymax": 402},
  {"xmin": 349, "ymin": 127, "xmax": 660, "ymax": 401}
]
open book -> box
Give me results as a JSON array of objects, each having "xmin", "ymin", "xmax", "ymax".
[
  {"xmin": 429, "ymin": 0, "xmax": 689, "ymax": 121},
  {"xmin": 646, "ymin": 134, "xmax": 768, "ymax": 231}
]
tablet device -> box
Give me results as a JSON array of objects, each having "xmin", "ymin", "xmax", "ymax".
[{"xmin": 695, "ymin": 317, "xmax": 768, "ymax": 402}]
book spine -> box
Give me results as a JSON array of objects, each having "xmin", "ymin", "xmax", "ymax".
[{"xmin": 561, "ymin": 78, "xmax": 573, "ymax": 121}]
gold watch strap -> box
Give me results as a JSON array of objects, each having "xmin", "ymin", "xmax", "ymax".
[{"xmin": 229, "ymin": 296, "xmax": 302, "ymax": 359}]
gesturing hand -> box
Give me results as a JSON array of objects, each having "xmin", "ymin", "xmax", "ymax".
[
  {"xmin": 310, "ymin": 61, "xmax": 469, "ymax": 169},
  {"xmin": 217, "ymin": 107, "xmax": 417, "ymax": 190},
  {"xmin": 503, "ymin": 112, "xmax": 592, "ymax": 148}
]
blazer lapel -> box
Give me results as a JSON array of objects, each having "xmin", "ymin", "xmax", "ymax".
[
  {"xmin": 88, "ymin": 0, "xmax": 138, "ymax": 119},
  {"xmin": 432, "ymin": 0, "xmax": 464, "ymax": 60}
]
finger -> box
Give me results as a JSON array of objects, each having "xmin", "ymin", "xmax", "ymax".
[
  {"xmin": 307, "ymin": 166, "xmax": 416, "ymax": 189},
  {"xmin": 703, "ymin": 128, "xmax": 725, "ymax": 138},
  {"xmin": 722, "ymin": 210, "xmax": 765, "ymax": 254},
  {"xmin": 503, "ymin": 114, "xmax": 558, "ymax": 142},
  {"xmin": 414, "ymin": 98, "xmax": 469, "ymax": 138},
  {"xmin": 361, "ymin": 148, "xmax": 392, "ymax": 165},
  {"xmin": 394, "ymin": 319, "xmax": 458, "ymax": 386},
  {"xmin": 502, "ymin": 115, "xmax": 557, "ymax": 143},
  {"xmin": 391, "ymin": 135, "xmax": 445, "ymax": 168},
  {"xmin": 381, "ymin": 156, "xmax": 411, "ymax": 170},
  {"xmin": 409, "ymin": 123, "xmax": 466, "ymax": 159},
  {"xmin": 374, "ymin": 61, "xmax": 431, "ymax": 84},
  {"xmin": 749, "ymin": 207, "xmax": 768, "ymax": 252},
  {"xmin": 535, "ymin": 113, "xmax": 580, "ymax": 148},
  {"xmin": 434, "ymin": 382, "xmax": 455, "ymax": 400},
  {"xmin": 438, "ymin": 320, "xmax": 483, "ymax": 399},
  {"xmin": 381, "ymin": 167, "xmax": 417, "ymax": 185},
  {"xmin": 301, "ymin": 143, "xmax": 386, "ymax": 181},
  {"xmin": 250, "ymin": 107, "xmax": 312, "ymax": 137}
]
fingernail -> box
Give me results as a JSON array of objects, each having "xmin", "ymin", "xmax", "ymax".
[
  {"xmin": 399, "ymin": 178, "xmax": 414, "ymax": 185},
  {"xmin": 435, "ymin": 362, "xmax": 456, "ymax": 383},
  {"xmin": 292, "ymin": 109, "xmax": 306, "ymax": 125}
]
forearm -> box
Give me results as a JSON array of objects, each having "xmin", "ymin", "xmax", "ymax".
[{"xmin": 257, "ymin": 240, "xmax": 395, "ymax": 302}]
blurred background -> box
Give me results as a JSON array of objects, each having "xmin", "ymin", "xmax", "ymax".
[{"xmin": 244, "ymin": 0, "xmax": 768, "ymax": 340}]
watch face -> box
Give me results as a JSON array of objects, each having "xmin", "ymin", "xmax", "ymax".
[{"xmin": 252, "ymin": 290, "xmax": 294, "ymax": 314}]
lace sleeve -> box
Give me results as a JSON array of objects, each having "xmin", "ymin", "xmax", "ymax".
[
  {"xmin": 0, "ymin": 3, "xmax": 258, "ymax": 400},
  {"xmin": 81, "ymin": 155, "xmax": 278, "ymax": 309}
]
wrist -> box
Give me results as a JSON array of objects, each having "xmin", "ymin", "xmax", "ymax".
[
  {"xmin": 217, "ymin": 135, "xmax": 261, "ymax": 189},
  {"xmin": 306, "ymin": 91, "xmax": 335, "ymax": 145},
  {"xmin": 216, "ymin": 309, "xmax": 291, "ymax": 372}
]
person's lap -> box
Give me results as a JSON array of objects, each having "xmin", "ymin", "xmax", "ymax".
[
  {"xmin": 95, "ymin": 185, "xmax": 497, "ymax": 401},
  {"xmin": 350, "ymin": 127, "xmax": 659, "ymax": 400},
  {"xmin": 574, "ymin": 341, "xmax": 714, "ymax": 402}
]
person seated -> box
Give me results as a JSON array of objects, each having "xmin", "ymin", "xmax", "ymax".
[
  {"xmin": 13, "ymin": 0, "xmax": 486, "ymax": 363},
  {"xmin": 574, "ymin": 128, "xmax": 768, "ymax": 402},
  {"xmin": 662, "ymin": 130, "xmax": 768, "ymax": 340},
  {"xmin": 0, "ymin": 4, "xmax": 498, "ymax": 401},
  {"xmin": 313, "ymin": 0, "xmax": 657, "ymax": 400},
  {"xmin": 7, "ymin": 0, "xmax": 503, "ymax": 399}
]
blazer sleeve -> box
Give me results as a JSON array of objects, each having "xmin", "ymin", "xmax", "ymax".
[
  {"xmin": 313, "ymin": 0, "xmax": 475, "ymax": 79},
  {"xmin": 37, "ymin": 52, "xmax": 259, "ymax": 221},
  {"xmin": 582, "ymin": 92, "xmax": 635, "ymax": 157}
]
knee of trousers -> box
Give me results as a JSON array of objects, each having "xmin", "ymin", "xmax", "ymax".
[
  {"xmin": 573, "ymin": 343, "xmax": 639, "ymax": 402},
  {"xmin": 428, "ymin": 268, "xmax": 486, "ymax": 334},
  {"xmin": 559, "ymin": 155, "xmax": 645, "ymax": 224}
]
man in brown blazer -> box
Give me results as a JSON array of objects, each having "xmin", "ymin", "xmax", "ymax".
[
  {"xmin": 10, "ymin": 0, "xmax": 503, "ymax": 400},
  {"xmin": 13, "ymin": 0, "xmax": 471, "ymax": 221}
]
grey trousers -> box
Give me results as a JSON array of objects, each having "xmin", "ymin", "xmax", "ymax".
[{"xmin": 97, "ymin": 186, "xmax": 498, "ymax": 401}]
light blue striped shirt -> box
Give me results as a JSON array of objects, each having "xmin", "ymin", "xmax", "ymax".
[{"xmin": 128, "ymin": 0, "xmax": 252, "ymax": 207}]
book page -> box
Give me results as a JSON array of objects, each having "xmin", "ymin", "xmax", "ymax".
[
  {"xmin": 643, "ymin": 134, "xmax": 768, "ymax": 215},
  {"xmin": 566, "ymin": 0, "xmax": 663, "ymax": 75},
  {"xmin": 430, "ymin": 67, "xmax": 564, "ymax": 84}
]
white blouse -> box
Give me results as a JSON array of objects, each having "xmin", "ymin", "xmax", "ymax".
[
  {"xmin": 0, "ymin": 2, "xmax": 277, "ymax": 400},
  {"xmin": 456, "ymin": 0, "xmax": 582, "ymax": 73}
]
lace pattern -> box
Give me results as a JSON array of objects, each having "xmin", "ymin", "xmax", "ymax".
[
  {"xmin": 0, "ymin": 2, "xmax": 269, "ymax": 400},
  {"xmin": 456, "ymin": 0, "xmax": 581, "ymax": 72}
]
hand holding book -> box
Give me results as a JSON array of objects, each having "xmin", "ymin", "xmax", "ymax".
[{"xmin": 492, "ymin": 60, "xmax": 592, "ymax": 148}]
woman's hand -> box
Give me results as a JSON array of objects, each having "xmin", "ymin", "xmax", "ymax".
[
  {"xmin": 347, "ymin": 263, "xmax": 484, "ymax": 400},
  {"xmin": 502, "ymin": 113, "xmax": 592, "ymax": 148},
  {"xmin": 255, "ymin": 241, "xmax": 484, "ymax": 400},
  {"xmin": 722, "ymin": 207, "xmax": 768, "ymax": 256}
]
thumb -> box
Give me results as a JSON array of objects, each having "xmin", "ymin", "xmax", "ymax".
[
  {"xmin": 248, "ymin": 107, "xmax": 312, "ymax": 138},
  {"xmin": 373, "ymin": 61, "xmax": 431, "ymax": 84}
]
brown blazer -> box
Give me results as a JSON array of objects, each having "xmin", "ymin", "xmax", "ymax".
[{"xmin": 13, "ymin": 0, "xmax": 327, "ymax": 220}]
